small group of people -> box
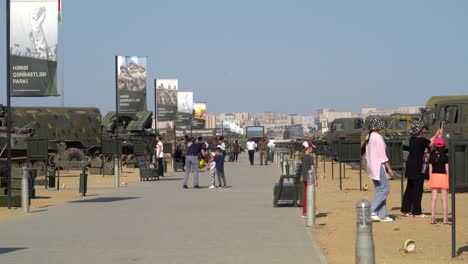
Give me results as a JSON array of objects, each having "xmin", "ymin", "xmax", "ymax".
[
  {"xmin": 363, "ymin": 117, "xmax": 449, "ymax": 224},
  {"xmin": 246, "ymin": 137, "xmax": 270, "ymax": 165},
  {"xmin": 179, "ymin": 135, "xmax": 229, "ymax": 189}
]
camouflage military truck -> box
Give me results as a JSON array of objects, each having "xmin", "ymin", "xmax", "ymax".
[
  {"xmin": 101, "ymin": 111, "xmax": 155, "ymax": 162},
  {"xmin": 0, "ymin": 106, "xmax": 102, "ymax": 175},
  {"xmin": 324, "ymin": 117, "xmax": 365, "ymax": 145}
]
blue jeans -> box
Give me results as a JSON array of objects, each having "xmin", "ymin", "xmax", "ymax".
[
  {"xmin": 184, "ymin": 156, "xmax": 199, "ymax": 186},
  {"xmin": 371, "ymin": 166, "xmax": 390, "ymax": 219}
]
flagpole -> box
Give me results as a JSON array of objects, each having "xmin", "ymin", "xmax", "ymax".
[
  {"xmin": 6, "ymin": 0, "xmax": 12, "ymax": 209},
  {"xmin": 60, "ymin": 0, "xmax": 64, "ymax": 106}
]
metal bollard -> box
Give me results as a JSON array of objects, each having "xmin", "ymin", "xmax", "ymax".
[
  {"xmin": 307, "ymin": 170, "xmax": 316, "ymax": 227},
  {"xmin": 114, "ymin": 156, "xmax": 120, "ymax": 187},
  {"xmin": 79, "ymin": 166, "xmax": 88, "ymax": 196},
  {"xmin": 21, "ymin": 168, "xmax": 30, "ymax": 213},
  {"xmin": 355, "ymin": 200, "xmax": 375, "ymax": 264}
]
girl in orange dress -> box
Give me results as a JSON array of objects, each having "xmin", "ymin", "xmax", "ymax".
[{"xmin": 428, "ymin": 137, "xmax": 450, "ymax": 225}]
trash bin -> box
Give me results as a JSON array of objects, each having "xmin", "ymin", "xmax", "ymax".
[{"xmin": 48, "ymin": 169, "xmax": 56, "ymax": 188}]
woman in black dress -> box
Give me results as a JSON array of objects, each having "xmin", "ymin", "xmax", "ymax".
[{"xmin": 401, "ymin": 120, "xmax": 441, "ymax": 218}]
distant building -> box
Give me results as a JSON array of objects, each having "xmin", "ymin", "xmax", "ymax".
[{"xmin": 206, "ymin": 114, "xmax": 217, "ymax": 129}]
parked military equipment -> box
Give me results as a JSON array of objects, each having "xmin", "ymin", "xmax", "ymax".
[
  {"xmin": 324, "ymin": 117, "xmax": 365, "ymax": 145},
  {"xmin": 421, "ymin": 96, "xmax": 468, "ymax": 141},
  {"xmin": 101, "ymin": 111, "xmax": 155, "ymax": 161},
  {"xmin": 361, "ymin": 114, "xmax": 419, "ymax": 149},
  {"xmin": 0, "ymin": 106, "xmax": 102, "ymax": 174}
]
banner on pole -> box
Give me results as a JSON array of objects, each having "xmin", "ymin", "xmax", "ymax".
[
  {"xmin": 192, "ymin": 103, "xmax": 206, "ymax": 129},
  {"xmin": 176, "ymin": 92, "xmax": 193, "ymax": 129},
  {"xmin": 10, "ymin": 0, "xmax": 58, "ymax": 97},
  {"xmin": 155, "ymin": 79, "xmax": 178, "ymax": 121},
  {"xmin": 117, "ymin": 56, "xmax": 147, "ymax": 113}
]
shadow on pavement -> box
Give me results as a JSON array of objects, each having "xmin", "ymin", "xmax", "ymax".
[
  {"xmin": 0, "ymin": 248, "xmax": 27, "ymax": 255},
  {"xmin": 69, "ymin": 197, "xmax": 140, "ymax": 203}
]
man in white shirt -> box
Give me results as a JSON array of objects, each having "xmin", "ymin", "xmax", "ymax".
[
  {"xmin": 246, "ymin": 139, "xmax": 257, "ymax": 165},
  {"xmin": 156, "ymin": 135, "xmax": 164, "ymax": 177}
]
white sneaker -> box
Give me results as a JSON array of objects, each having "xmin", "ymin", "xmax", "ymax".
[
  {"xmin": 371, "ymin": 214, "xmax": 381, "ymax": 222},
  {"xmin": 209, "ymin": 185, "xmax": 215, "ymax": 189},
  {"xmin": 379, "ymin": 217, "xmax": 394, "ymax": 222}
]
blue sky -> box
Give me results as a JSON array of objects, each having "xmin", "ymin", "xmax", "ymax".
[{"xmin": 1, "ymin": 0, "xmax": 468, "ymax": 115}]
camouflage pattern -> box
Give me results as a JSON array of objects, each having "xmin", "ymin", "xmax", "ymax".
[{"xmin": 0, "ymin": 105, "xmax": 102, "ymax": 158}]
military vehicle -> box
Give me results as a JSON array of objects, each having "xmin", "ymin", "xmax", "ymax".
[
  {"xmin": 0, "ymin": 105, "xmax": 102, "ymax": 175},
  {"xmin": 324, "ymin": 117, "xmax": 365, "ymax": 145},
  {"xmin": 421, "ymin": 96, "xmax": 468, "ymax": 141},
  {"xmin": 101, "ymin": 111, "xmax": 155, "ymax": 161},
  {"xmin": 361, "ymin": 114, "xmax": 419, "ymax": 148}
]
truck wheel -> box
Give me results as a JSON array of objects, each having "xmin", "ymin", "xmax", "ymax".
[
  {"xmin": 63, "ymin": 148, "xmax": 85, "ymax": 161},
  {"xmin": 33, "ymin": 160, "xmax": 46, "ymax": 176}
]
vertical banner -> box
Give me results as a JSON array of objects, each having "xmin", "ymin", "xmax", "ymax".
[
  {"xmin": 117, "ymin": 56, "xmax": 147, "ymax": 113},
  {"xmin": 155, "ymin": 79, "xmax": 178, "ymax": 121},
  {"xmin": 192, "ymin": 103, "xmax": 207, "ymax": 129},
  {"xmin": 10, "ymin": 0, "xmax": 58, "ymax": 97},
  {"xmin": 176, "ymin": 92, "xmax": 193, "ymax": 129}
]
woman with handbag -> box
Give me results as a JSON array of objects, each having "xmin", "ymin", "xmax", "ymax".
[{"xmin": 401, "ymin": 120, "xmax": 441, "ymax": 218}]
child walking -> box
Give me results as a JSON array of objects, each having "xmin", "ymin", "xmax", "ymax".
[
  {"xmin": 207, "ymin": 152, "xmax": 217, "ymax": 189},
  {"xmin": 214, "ymin": 147, "xmax": 227, "ymax": 188},
  {"xmin": 429, "ymin": 137, "xmax": 450, "ymax": 225}
]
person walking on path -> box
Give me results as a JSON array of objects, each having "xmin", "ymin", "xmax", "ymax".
[
  {"xmin": 301, "ymin": 141, "xmax": 317, "ymax": 218},
  {"xmin": 401, "ymin": 120, "xmax": 442, "ymax": 218},
  {"xmin": 232, "ymin": 140, "xmax": 240, "ymax": 162},
  {"xmin": 429, "ymin": 137, "xmax": 450, "ymax": 225},
  {"xmin": 215, "ymin": 147, "xmax": 227, "ymax": 188},
  {"xmin": 246, "ymin": 139, "xmax": 257, "ymax": 165},
  {"xmin": 155, "ymin": 135, "xmax": 164, "ymax": 177},
  {"xmin": 258, "ymin": 137, "xmax": 269, "ymax": 165},
  {"xmin": 363, "ymin": 116, "xmax": 395, "ymax": 222},
  {"xmin": 183, "ymin": 137, "xmax": 206, "ymax": 189}
]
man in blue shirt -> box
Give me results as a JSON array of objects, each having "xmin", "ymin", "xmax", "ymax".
[{"xmin": 183, "ymin": 137, "xmax": 206, "ymax": 189}]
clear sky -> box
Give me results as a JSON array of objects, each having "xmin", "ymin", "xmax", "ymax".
[{"xmin": 1, "ymin": 0, "xmax": 468, "ymax": 115}]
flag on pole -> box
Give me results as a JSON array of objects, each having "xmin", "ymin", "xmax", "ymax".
[{"xmin": 58, "ymin": 0, "xmax": 62, "ymax": 22}]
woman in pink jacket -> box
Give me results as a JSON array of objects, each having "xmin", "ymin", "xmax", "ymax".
[{"xmin": 363, "ymin": 116, "xmax": 395, "ymax": 222}]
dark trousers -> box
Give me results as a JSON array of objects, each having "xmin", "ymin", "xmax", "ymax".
[
  {"xmin": 216, "ymin": 168, "xmax": 226, "ymax": 187},
  {"xmin": 157, "ymin": 158, "xmax": 164, "ymax": 177},
  {"xmin": 234, "ymin": 152, "xmax": 239, "ymax": 162},
  {"xmin": 401, "ymin": 177, "xmax": 425, "ymax": 215},
  {"xmin": 248, "ymin": 150, "xmax": 255, "ymax": 165}
]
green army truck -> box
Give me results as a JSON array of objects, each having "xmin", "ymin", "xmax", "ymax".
[
  {"xmin": 101, "ymin": 111, "xmax": 155, "ymax": 162},
  {"xmin": 0, "ymin": 106, "xmax": 102, "ymax": 175},
  {"xmin": 361, "ymin": 114, "xmax": 419, "ymax": 149},
  {"xmin": 421, "ymin": 96, "xmax": 468, "ymax": 141},
  {"xmin": 325, "ymin": 117, "xmax": 365, "ymax": 146}
]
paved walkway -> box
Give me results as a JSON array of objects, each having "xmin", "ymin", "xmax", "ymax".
[{"xmin": 0, "ymin": 154, "xmax": 326, "ymax": 264}]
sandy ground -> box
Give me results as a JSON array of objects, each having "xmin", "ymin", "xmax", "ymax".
[
  {"xmin": 0, "ymin": 166, "xmax": 142, "ymax": 221},
  {"xmin": 309, "ymin": 158, "xmax": 468, "ymax": 264}
]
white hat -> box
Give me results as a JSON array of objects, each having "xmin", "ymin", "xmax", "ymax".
[{"xmin": 302, "ymin": 141, "xmax": 316, "ymax": 149}]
